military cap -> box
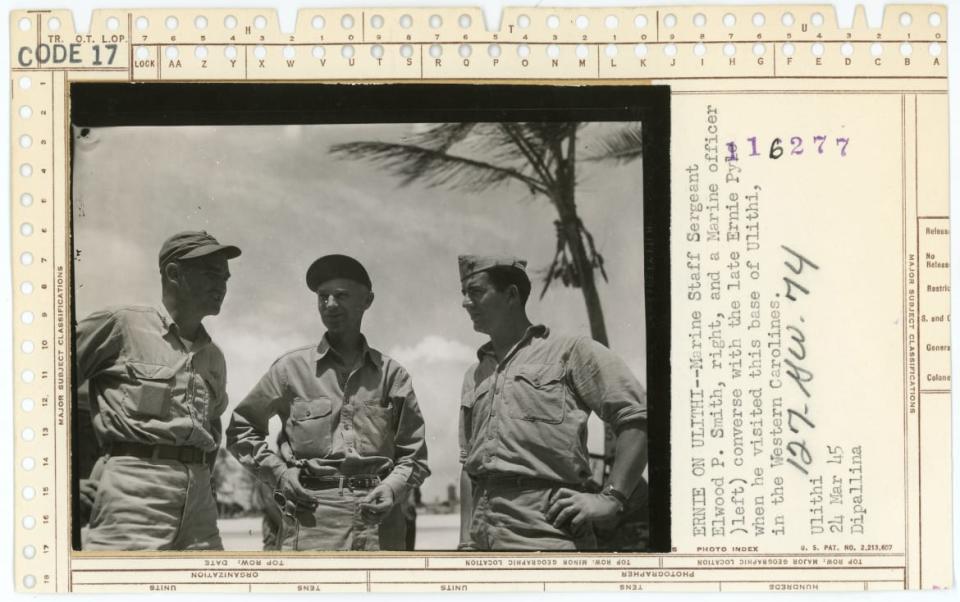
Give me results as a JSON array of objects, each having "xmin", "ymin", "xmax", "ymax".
[
  {"xmin": 306, "ymin": 254, "xmax": 372, "ymax": 291},
  {"xmin": 458, "ymin": 254, "xmax": 528, "ymax": 282},
  {"xmin": 158, "ymin": 230, "xmax": 241, "ymax": 270}
]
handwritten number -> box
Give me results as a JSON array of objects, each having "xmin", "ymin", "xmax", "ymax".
[{"xmin": 768, "ymin": 137, "xmax": 784, "ymax": 159}]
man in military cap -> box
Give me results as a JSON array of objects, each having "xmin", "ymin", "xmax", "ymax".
[
  {"xmin": 228, "ymin": 254, "xmax": 429, "ymax": 551},
  {"xmin": 76, "ymin": 230, "xmax": 241, "ymax": 550},
  {"xmin": 456, "ymin": 254, "xmax": 648, "ymax": 551}
]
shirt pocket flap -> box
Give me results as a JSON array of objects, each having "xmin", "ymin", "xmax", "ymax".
[
  {"xmin": 514, "ymin": 363, "xmax": 564, "ymax": 388},
  {"xmin": 463, "ymin": 380, "xmax": 491, "ymax": 409},
  {"xmin": 126, "ymin": 361, "xmax": 177, "ymax": 381},
  {"xmin": 291, "ymin": 397, "xmax": 333, "ymax": 421}
]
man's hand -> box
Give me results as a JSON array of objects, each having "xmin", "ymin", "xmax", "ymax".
[
  {"xmin": 359, "ymin": 484, "xmax": 395, "ymax": 522},
  {"xmin": 277, "ymin": 467, "xmax": 317, "ymax": 510},
  {"xmin": 544, "ymin": 488, "xmax": 621, "ymax": 529}
]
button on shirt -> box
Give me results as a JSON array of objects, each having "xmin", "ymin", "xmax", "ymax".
[
  {"xmin": 460, "ymin": 325, "xmax": 647, "ymax": 485},
  {"xmin": 75, "ymin": 306, "xmax": 228, "ymax": 453},
  {"xmin": 227, "ymin": 336, "xmax": 430, "ymax": 497}
]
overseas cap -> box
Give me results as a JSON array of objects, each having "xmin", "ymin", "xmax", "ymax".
[
  {"xmin": 158, "ymin": 230, "xmax": 241, "ymax": 270},
  {"xmin": 306, "ymin": 254, "xmax": 372, "ymax": 291},
  {"xmin": 458, "ymin": 254, "xmax": 528, "ymax": 282}
]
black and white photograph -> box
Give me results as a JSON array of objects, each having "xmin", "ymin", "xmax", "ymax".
[{"xmin": 69, "ymin": 84, "xmax": 670, "ymax": 553}]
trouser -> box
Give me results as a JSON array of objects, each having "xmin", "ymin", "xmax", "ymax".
[
  {"xmin": 468, "ymin": 478, "xmax": 597, "ymax": 551},
  {"xmin": 83, "ymin": 455, "xmax": 223, "ymax": 551},
  {"xmin": 277, "ymin": 487, "xmax": 406, "ymax": 551}
]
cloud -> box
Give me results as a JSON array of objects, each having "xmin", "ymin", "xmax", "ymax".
[{"xmin": 388, "ymin": 335, "xmax": 476, "ymax": 366}]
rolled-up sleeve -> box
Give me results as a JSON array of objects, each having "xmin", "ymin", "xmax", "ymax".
[
  {"xmin": 381, "ymin": 367, "xmax": 430, "ymax": 497},
  {"xmin": 568, "ymin": 337, "xmax": 647, "ymax": 430},
  {"xmin": 227, "ymin": 363, "xmax": 290, "ymax": 489}
]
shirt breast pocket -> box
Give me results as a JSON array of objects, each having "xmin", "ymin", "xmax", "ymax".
[
  {"xmin": 124, "ymin": 362, "xmax": 177, "ymax": 419},
  {"xmin": 289, "ymin": 397, "xmax": 334, "ymax": 456},
  {"xmin": 508, "ymin": 363, "xmax": 566, "ymax": 424}
]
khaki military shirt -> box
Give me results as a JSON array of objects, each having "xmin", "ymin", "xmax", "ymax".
[
  {"xmin": 75, "ymin": 306, "xmax": 228, "ymax": 453},
  {"xmin": 227, "ymin": 335, "xmax": 430, "ymax": 497},
  {"xmin": 460, "ymin": 325, "xmax": 646, "ymax": 485}
]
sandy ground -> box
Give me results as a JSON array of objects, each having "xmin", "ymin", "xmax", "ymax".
[{"xmin": 219, "ymin": 512, "xmax": 460, "ymax": 551}]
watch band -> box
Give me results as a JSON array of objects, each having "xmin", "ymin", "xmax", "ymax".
[{"xmin": 601, "ymin": 484, "xmax": 628, "ymax": 508}]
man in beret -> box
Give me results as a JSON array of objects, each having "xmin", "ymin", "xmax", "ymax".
[
  {"xmin": 76, "ymin": 230, "xmax": 240, "ymax": 550},
  {"xmin": 228, "ymin": 254, "xmax": 429, "ymax": 551},
  {"xmin": 456, "ymin": 254, "xmax": 648, "ymax": 551}
]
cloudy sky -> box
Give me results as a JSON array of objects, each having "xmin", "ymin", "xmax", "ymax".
[{"xmin": 72, "ymin": 122, "xmax": 646, "ymax": 503}]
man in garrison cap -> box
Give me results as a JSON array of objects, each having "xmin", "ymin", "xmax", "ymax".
[
  {"xmin": 228, "ymin": 255, "xmax": 429, "ymax": 551},
  {"xmin": 456, "ymin": 254, "xmax": 647, "ymax": 551},
  {"xmin": 75, "ymin": 230, "xmax": 240, "ymax": 550}
]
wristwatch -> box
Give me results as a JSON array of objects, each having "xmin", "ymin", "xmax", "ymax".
[{"xmin": 600, "ymin": 484, "xmax": 628, "ymax": 512}]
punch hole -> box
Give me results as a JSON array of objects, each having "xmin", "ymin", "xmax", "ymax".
[
  {"xmin": 106, "ymin": 16, "xmax": 120, "ymax": 31},
  {"xmin": 312, "ymin": 15, "xmax": 325, "ymax": 29},
  {"xmin": 429, "ymin": 15, "xmax": 442, "ymax": 29},
  {"xmin": 900, "ymin": 43, "xmax": 912, "ymax": 56},
  {"xmin": 19, "ymin": 17, "xmax": 31, "ymax": 31},
  {"xmin": 312, "ymin": 46, "xmax": 325, "ymax": 59},
  {"xmin": 427, "ymin": 44, "xmax": 441, "ymax": 58},
  {"xmin": 136, "ymin": 47, "xmax": 149, "ymax": 60},
  {"xmin": 341, "ymin": 45, "xmax": 355, "ymax": 59},
  {"xmin": 21, "ymin": 369, "xmax": 35, "ymax": 383},
  {"xmin": 605, "ymin": 15, "xmax": 619, "ymax": 29},
  {"xmin": 576, "ymin": 45, "xmax": 589, "ymax": 59},
  {"xmin": 693, "ymin": 13, "xmax": 706, "ymax": 28},
  {"xmin": 370, "ymin": 45, "xmax": 384, "ymax": 59},
  {"xmin": 20, "ymin": 193, "xmax": 34, "ymax": 207},
  {"xmin": 370, "ymin": 15, "xmax": 384, "ymax": 29},
  {"xmin": 929, "ymin": 43, "xmax": 941, "ymax": 57},
  {"xmin": 165, "ymin": 46, "xmax": 179, "ymax": 60},
  {"xmin": 22, "ymin": 487, "xmax": 36, "ymax": 500},
  {"xmin": 605, "ymin": 44, "xmax": 617, "ymax": 58},
  {"xmin": 663, "ymin": 44, "xmax": 677, "ymax": 57},
  {"xmin": 165, "ymin": 16, "xmax": 178, "ymax": 30},
  {"xmin": 283, "ymin": 46, "xmax": 295, "ymax": 59},
  {"xmin": 22, "ymin": 457, "xmax": 36, "ymax": 471},
  {"xmin": 459, "ymin": 14, "xmax": 472, "ymax": 29},
  {"xmin": 224, "ymin": 46, "xmax": 238, "ymax": 60},
  {"xmin": 634, "ymin": 15, "xmax": 648, "ymax": 29},
  {"xmin": 341, "ymin": 15, "xmax": 355, "ymax": 30},
  {"xmin": 870, "ymin": 43, "xmax": 883, "ymax": 57},
  {"xmin": 399, "ymin": 15, "xmax": 413, "ymax": 29},
  {"xmin": 22, "ymin": 428, "xmax": 35, "ymax": 442},
  {"xmin": 929, "ymin": 13, "xmax": 942, "ymax": 27},
  {"xmin": 752, "ymin": 13, "xmax": 765, "ymax": 27},
  {"xmin": 224, "ymin": 15, "xmax": 238, "ymax": 30},
  {"xmin": 195, "ymin": 46, "xmax": 208, "ymax": 60},
  {"xmin": 693, "ymin": 43, "xmax": 706, "ymax": 57},
  {"xmin": 517, "ymin": 44, "xmax": 530, "ymax": 58},
  {"xmin": 19, "ymin": 219, "xmax": 33, "ymax": 233},
  {"xmin": 547, "ymin": 44, "xmax": 560, "ymax": 59},
  {"xmin": 547, "ymin": 15, "xmax": 560, "ymax": 29},
  {"xmin": 458, "ymin": 44, "xmax": 472, "ymax": 58},
  {"xmin": 486, "ymin": 44, "xmax": 501, "ymax": 58},
  {"xmin": 753, "ymin": 43, "xmax": 765, "ymax": 56},
  {"xmin": 22, "ymin": 340, "xmax": 35, "ymax": 353},
  {"xmin": 811, "ymin": 13, "xmax": 824, "ymax": 27},
  {"xmin": 811, "ymin": 43, "xmax": 825, "ymax": 57},
  {"xmin": 194, "ymin": 16, "xmax": 207, "ymax": 30},
  {"xmin": 781, "ymin": 12, "xmax": 795, "ymax": 27},
  {"xmin": 136, "ymin": 16, "xmax": 149, "ymax": 31},
  {"xmin": 401, "ymin": 45, "xmax": 414, "ymax": 58},
  {"xmin": 48, "ymin": 17, "xmax": 61, "ymax": 31},
  {"xmin": 21, "ymin": 311, "xmax": 34, "ymax": 324},
  {"xmin": 23, "ymin": 545, "xmax": 37, "ymax": 559},
  {"xmin": 20, "ymin": 106, "xmax": 33, "ymax": 119},
  {"xmin": 23, "ymin": 575, "xmax": 36, "ymax": 589},
  {"xmin": 723, "ymin": 13, "xmax": 736, "ymax": 27},
  {"xmin": 899, "ymin": 12, "xmax": 912, "ymax": 27},
  {"xmin": 20, "ymin": 135, "xmax": 32, "ymax": 149},
  {"xmin": 723, "ymin": 43, "xmax": 736, "ymax": 57},
  {"xmin": 20, "ymin": 163, "xmax": 32, "ymax": 177},
  {"xmin": 20, "ymin": 281, "xmax": 34, "ymax": 295},
  {"xmin": 254, "ymin": 15, "xmax": 268, "ymax": 30},
  {"xmin": 634, "ymin": 44, "xmax": 647, "ymax": 58},
  {"xmin": 21, "ymin": 398, "xmax": 36, "ymax": 412},
  {"xmin": 254, "ymin": 45, "xmax": 267, "ymax": 60},
  {"xmin": 841, "ymin": 43, "xmax": 854, "ymax": 57},
  {"xmin": 663, "ymin": 14, "xmax": 677, "ymax": 28},
  {"xmin": 576, "ymin": 16, "xmax": 590, "ymax": 30},
  {"xmin": 782, "ymin": 43, "xmax": 795, "ymax": 57},
  {"xmin": 23, "ymin": 516, "xmax": 36, "ymax": 530},
  {"xmin": 517, "ymin": 15, "xmax": 531, "ymax": 29},
  {"xmin": 19, "ymin": 76, "xmax": 31, "ymax": 90}
]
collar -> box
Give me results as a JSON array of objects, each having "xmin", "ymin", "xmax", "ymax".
[
  {"xmin": 476, "ymin": 323, "xmax": 549, "ymax": 362},
  {"xmin": 157, "ymin": 306, "xmax": 211, "ymax": 345},
  {"xmin": 316, "ymin": 332, "xmax": 383, "ymax": 369}
]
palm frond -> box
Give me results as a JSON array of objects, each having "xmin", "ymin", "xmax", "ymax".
[
  {"xmin": 329, "ymin": 141, "xmax": 549, "ymax": 194},
  {"xmin": 583, "ymin": 125, "xmax": 644, "ymax": 163},
  {"xmin": 410, "ymin": 123, "xmax": 479, "ymax": 152}
]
